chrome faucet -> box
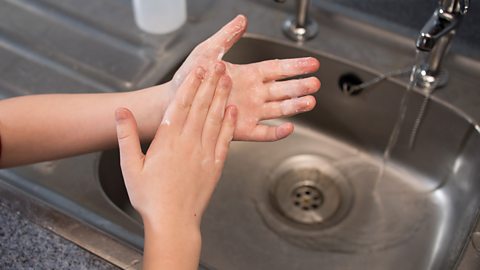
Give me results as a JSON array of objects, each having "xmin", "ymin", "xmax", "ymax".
[
  {"xmin": 274, "ymin": 0, "xmax": 318, "ymax": 42},
  {"xmin": 414, "ymin": 0, "xmax": 469, "ymax": 89}
]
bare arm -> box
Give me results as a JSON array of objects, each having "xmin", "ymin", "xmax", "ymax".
[
  {"xmin": 0, "ymin": 83, "xmax": 171, "ymax": 167},
  {"xmin": 0, "ymin": 15, "xmax": 319, "ymax": 168}
]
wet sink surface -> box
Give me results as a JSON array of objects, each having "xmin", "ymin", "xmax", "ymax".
[{"xmin": 98, "ymin": 36, "xmax": 480, "ymax": 269}]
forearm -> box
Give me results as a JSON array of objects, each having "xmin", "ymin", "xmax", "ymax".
[{"xmin": 0, "ymin": 83, "xmax": 172, "ymax": 167}]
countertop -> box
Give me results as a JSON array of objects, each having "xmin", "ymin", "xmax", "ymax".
[
  {"xmin": 0, "ymin": 0, "xmax": 479, "ymax": 269},
  {"xmin": 0, "ymin": 195, "xmax": 119, "ymax": 270}
]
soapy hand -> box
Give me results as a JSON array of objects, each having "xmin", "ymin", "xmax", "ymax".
[
  {"xmin": 172, "ymin": 15, "xmax": 320, "ymax": 141},
  {"xmin": 115, "ymin": 62, "xmax": 236, "ymax": 228},
  {"xmin": 115, "ymin": 62, "xmax": 236, "ymax": 269}
]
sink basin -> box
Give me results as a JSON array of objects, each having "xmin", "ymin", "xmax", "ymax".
[{"xmin": 98, "ymin": 36, "xmax": 480, "ymax": 270}]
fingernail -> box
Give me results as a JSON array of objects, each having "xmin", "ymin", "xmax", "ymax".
[
  {"xmin": 304, "ymin": 58, "xmax": 320, "ymax": 68},
  {"xmin": 297, "ymin": 58, "xmax": 312, "ymax": 66},
  {"xmin": 196, "ymin": 67, "xmax": 206, "ymax": 79},
  {"xmin": 276, "ymin": 122, "xmax": 294, "ymax": 140},
  {"xmin": 235, "ymin": 15, "xmax": 246, "ymax": 26},
  {"xmin": 115, "ymin": 108, "xmax": 128, "ymax": 122},
  {"xmin": 220, "ymin": 75, "xmax": 232, "ymax": 88},
  {"xmin": 310, "ymin": 77, "xmax": 321, "ymax": 90},
  {"xmin": 215, "ymin": 62, "xmax": 226, "ymax": 73},
  {"xmin": 303, "ymin": 96, "xmax": 316, "ymax": 110}
]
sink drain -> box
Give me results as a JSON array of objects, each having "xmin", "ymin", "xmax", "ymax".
[
  {"xmin": 269, "ymin": 155, "xmax": 353, "ymax": 228},
  {"xmin": 292, "ymin": 183, "xmax": 324, "ymax": 211}
]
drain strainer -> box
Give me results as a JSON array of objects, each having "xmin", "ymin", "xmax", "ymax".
[
  {"xmin": 292, "ymin": 182, "xmax": 324, "ymax": 211},
  {"xmin": 269, "ymin": 155, "xmax": 352, "ymax": 227}
]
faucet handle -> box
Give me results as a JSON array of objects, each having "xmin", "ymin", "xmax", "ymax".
[
  {"xmin": 460, "ymin": 0, "xmax": 469, "ymax": 14},
  {"xmin": 440, "ymin": 0, "xmax": 469, "ymax": 15}
]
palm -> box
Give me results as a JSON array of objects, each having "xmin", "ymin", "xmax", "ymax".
[{"xmin": 172, "ymin": 15, "xmax": 320, "ymax": 141}]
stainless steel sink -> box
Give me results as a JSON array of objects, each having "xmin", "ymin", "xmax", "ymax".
[
  {"xmin": 97, "ymin": 36, "xmax": 480, "ymax": 270},
  {"xmin": 1, "ymin": 1, "xmax": 479, "ymax": 269}
]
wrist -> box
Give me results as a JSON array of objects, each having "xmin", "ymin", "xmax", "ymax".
[
  {"xmin": 131, "ymin": 82, "xmax": 173, "ymax": 141},
  {"xmin": 143, "ymin": 214, "xmax": 202, "ymax": 259},
  {"xmin": 142, "ymin": 214, "xmax": 202, "ymax": 270},
  {"xmin": 142, "ymin": 212, "xmax": 201, "ymax": 237},
  {"xmin": 144, "ymin": 223, "xmax": 202, "ymax": 247}
]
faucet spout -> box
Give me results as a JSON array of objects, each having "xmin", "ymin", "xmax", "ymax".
[
  {"xmin": 414, "ymin": 0, "xmax": 468, "ymax": 89},
  {"xmin": 415, "ymin": 9, "xmax": 460, "ymax": 52}
]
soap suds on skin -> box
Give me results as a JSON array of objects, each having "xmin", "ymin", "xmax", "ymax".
[
  {"xmin": 281, "ymin": 58, "xmax": 317, "ymax": 75},
  {"xmin": 225, "ymin": 17, "xmax": 246, "ymax": 44},
  {"xmin": 280, "ymin": 98, "xmax": 300, "ymax": 115},
  {"xmin": 271, "ymin": 81, "xmax": 314, "ymax": 99},
  {"xmin": 280, "ymin": 97, "xmax": 310, "ymax": 115},
  {"xmin": 225, "ymin": 25, "xmax": 242, "ymax": 43},
  {"xmin": 217, "ymin": 47, "xmax": 225, "ymax": 61},
  {"xmin": 161, "ymin": 118, "xmax": 171, "ymax": 126}
]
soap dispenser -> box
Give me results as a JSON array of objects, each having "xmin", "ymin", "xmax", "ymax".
[{"xmin": 132, "ymin": 0, "xmax": 187, "ymax": 34}]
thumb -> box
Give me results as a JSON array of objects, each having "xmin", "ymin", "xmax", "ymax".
[
  {"xmin": 207, "ymin": 14, "xmax": 247, "ymax": 56},
  {"xmin": 115, "ymin": 108, "xmax": 144, "ymax": 174}
]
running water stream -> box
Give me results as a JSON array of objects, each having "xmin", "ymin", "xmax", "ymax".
[{"xmin": 374, "ymin": 50, "xmax": 438, "ymax": 192}]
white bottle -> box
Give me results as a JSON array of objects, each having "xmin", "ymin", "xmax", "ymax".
[{"xmin": 132, "ymin": 0, "xmax": 187, "ymax": 34}]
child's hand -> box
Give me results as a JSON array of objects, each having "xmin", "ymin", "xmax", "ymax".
[
  {"xmin": 172, "ymin": 15, "xmax": 320, "ymax": 142},
  {"xmin": 114, "ymin": 62, "xmax": 236, "ymax": 269},
  {"xmin": 115, "ymin": 62, "xmax": 235, "ymax": 228}
]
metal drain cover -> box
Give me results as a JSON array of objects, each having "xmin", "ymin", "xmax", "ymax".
[{"xmin": 269, "ymin": 155, "xmax": 352, "ymax": 227}]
